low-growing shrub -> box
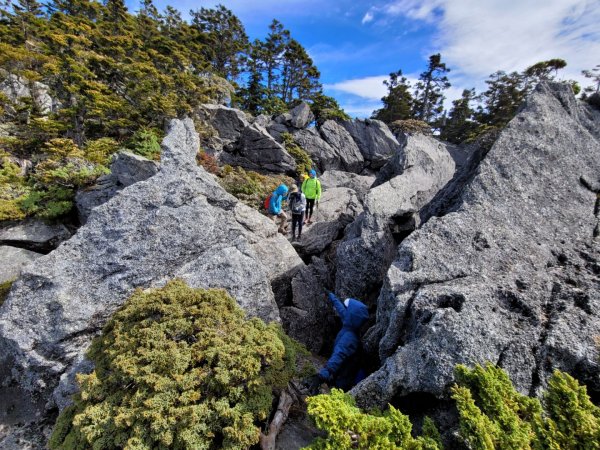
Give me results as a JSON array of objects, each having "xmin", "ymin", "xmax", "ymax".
[
  {"xmin": 197, "ymin": 150, "xmax": 220, "ymax": 175},
  {"xmin": 452, "ymin": 363, "xmax": 600, "ymax": 449},
  {"xmin": 281, "ymin": 132, "xmax": 313, "ymax": 175},
  {"xmin": 126, "ymin": 128, "xmax": 162, "ymax": 160},
  {"xmin": 389, "ymin": 119, "xmax": 432, "ymax": 136},
  {"xmin": 304, "ymin": 388, "xmax": 442, "ymax": 449},
  {"xmin": 50, "ymin": 279, "xmax": 303, "ymax": 450},
  {"xmin": 218, "ymin": 166, "xmax": 292, "ymax": 211},
  {"xmin": 85, "ymin": 138, "xmax": 120, "ymax": 165},
  {"xmin": 0, "ymin": 278, "xmax": 15, "ymax": 306}
]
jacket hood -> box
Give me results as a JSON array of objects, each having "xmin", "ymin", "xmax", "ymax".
[
  {"xmin": 342, "ymin": 299, "xmax": 369, "ymax": 331},
  {"xmin": 274, "ymin": 184, "xmax": 288, "ymax": 196}
]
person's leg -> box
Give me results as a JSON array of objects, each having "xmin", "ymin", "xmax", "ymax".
[
  {"xmin": 306, "ymin": 199, "xmax": 315, "ymax": 223},
  {"xmin": 297, "ymin": 213, "xmax": 303, "ymax": 237},
  {"xmin": 278, "ymin": 211, "xmax": 288, "ymax": 233},
  {"xmin": 291, "ymin": 214, "xmax": 298, "ymax": 238}
]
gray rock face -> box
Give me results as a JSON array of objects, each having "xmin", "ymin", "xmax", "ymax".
[
  {"xmin": 318, "ymin": 120, "xmax": 364, "ymax": 173},
  {"xmin": 292, "ymin": 128, "xmax": 336, "ymax": 171},
  {"xmin": 0, "ymin": 246, "xmax": 41, "ymax": 283},
  {"xmin": 281, "ymin": 258, "xmax": 337, "ymax": 353},
  {"xmin": 336, "ymin": 134, "xmax": 456, "ymax": 301},
  {"xmin": 340, "ymin": 119, "xmax": 402, "ymax": 169},
  {"xmin": 295, "ymin": 187, "xmax": 363, "ymax": 257},
  {"xmin": 0, "ymin": 118, "xmax": 302, "ymax": 444},
  {"xmin": 0, "ymin": 220, "xmax": 71, "ymax": 253},
  {"xmin": 76, "ymin": 151, "xmax": 159, "ymax": 224},
  {"xmin": 352, "ymin": 83, "xmax": 600, "ymax": 410},
  {"xmin": 319, "ymin": 170, "xmax": 375, "ymax": 201},
  {"xmin": 0, "ymin": 74, "xmax": 56, "ymax": 115},
  {"xmin": 222, "ymin": 123, "xmax": 296, "ymax": 174},
  {"xmin": 196, "ymin": 104, "xmax": 249, "ymax": 145},
  {"xmin": 275, "ymin": 102, "xmax": 314, "ymax": 129}
]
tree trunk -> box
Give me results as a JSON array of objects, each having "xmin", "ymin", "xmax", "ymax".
[{"xmin": 259, "ymin": 387, "xmax": 296, "ymax": 450}]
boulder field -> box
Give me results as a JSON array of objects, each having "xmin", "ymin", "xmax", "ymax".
[{"xmin": 0, "ymin": 82, "xmax": 598, "ymax": 448}]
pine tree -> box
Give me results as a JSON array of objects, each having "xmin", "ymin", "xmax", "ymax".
[
  {"xmin": 412, "ymin": 53, "xmax": 450, "ymax": 125},
  {"xmin": 190, "ymin": 5, "xmax": 249, "ymax": 80},
  {"xmin": 477, "ymin": 71, "xmax": 526, "ymax": 127},
  {"xmin": 440, "ymin": 88, "xmax": 477, "ymax": 144},
  {"xmin": 372, "ymin": 70, "xmax": 413, "ymax": 124}
]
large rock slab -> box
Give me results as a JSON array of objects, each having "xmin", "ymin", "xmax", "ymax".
[
  {"xmin": 0, "ymin": 118, "xmax": 303, "ymax": 445},
  {"xmin": 352, "ymin": 83, "xmax": 600, "ymax": 410},
  {"xmin": 318, "ymin": 120, "xmax": 364, "ymax": 173},
  {"xmin": 295, "ymin": 187, "xmax": 363, "ymax": 257},
  {"xmin": 275, "ymin": 102, "xmax": 314, "ymax": 129},
  {"xmin": 320, "ymin": 170, "xmax": 375, "ymax": 201},
  {"xmin": 340, "ymin": 119, "xmax": 402, "ymax": 169},
  {"xmin": 0, "ymin": 246, "xmax": 41, "ymax": 283},
  {"xmin": 336, "ymin": 134, "xmax": 456, "ymax": 301},
  {"xmin": 75, "ymin": 151, "xmax": 159, "ymax": 224},
  {"xmin": 196, "ymin": 104, "xmax": 249, "ymax": 145},
  {"xmin": 221, "ymin": 123, "xmax": 296, "ymax": 174},
  {"xmin": 0, "ymin": 220, "xmax": 71, "ymax": 253}
]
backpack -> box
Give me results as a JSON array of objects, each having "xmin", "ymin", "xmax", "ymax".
[
  {"xmin": 264, "ymin": 194, "xmax": 272, "ymax": 211},
  {"xmin": 290, "ymin": 192, "xmax": 303, "ymax": 214}
]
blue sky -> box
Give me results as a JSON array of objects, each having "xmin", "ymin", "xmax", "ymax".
[{"xmin": 125, "ymin": 0, "xmax": 600, "ymax": 117}]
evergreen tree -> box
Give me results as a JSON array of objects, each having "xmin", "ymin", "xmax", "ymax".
[
  {"xmin": 477, "ymin": 71, "xmax": 526, "ymax": 127},
  {"xmin": 412, "ymin": 53, "xmax": 451, "ymax": 124},
  {"xmin": 280, "ymin": 38, "xmax": 321, "ymax": 103},
  {"xmin": 190, "ymin": 4, "xmax": 249, "ymax": 80},
  {"xmin": 440, "ymin": 88, "xmax": 477, "ymax": 144},
  {"xmin": 523, "ymin": 58, "xmax": 567, "ymax": 93},
  {"xmin": 582, "ymin": 64, "xmax": 600, "ymax": 94},
  {"xmin": 372, "ymin": 70, "xmax": 413, "ymax": 124}
]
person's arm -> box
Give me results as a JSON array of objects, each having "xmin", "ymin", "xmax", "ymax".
[
  {"xmin": 316, "ymin": 180, "xmax": 322, "ymax": 201},
  {"xmin": 328, "ymin": 292, "xmax": 346, "ymax": 319},
  {"xmin": 300, "ymin": 194, "xmax": 306, "ymax": 212},
  {"xmin": 319, "ymin": 337, "xmax": 358, "ymax": 382},
  {"xmin": 275, "ymin": 194, "xmax": 282, "ymax": 213}
]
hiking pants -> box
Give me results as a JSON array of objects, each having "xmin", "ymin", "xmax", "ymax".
[
  {"xmin": 291, "ymin": 213, "xmax": 303, "ymax": 237},
  {"xmin": 305, "ymin": 198, "xmax": 315, "ymax": 220},
  {"xmin": 271, "ymin": 211, "xmax": 288, "ymax": 233}
]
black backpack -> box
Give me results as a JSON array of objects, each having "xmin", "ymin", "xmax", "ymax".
[{"xmin": 290, "ymin": 192, "xmax": 303, "ymax": 214}]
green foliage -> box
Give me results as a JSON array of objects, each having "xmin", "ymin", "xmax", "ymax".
[
  {"xmin": 218, "ymin": 165, "xmax": 292, "ymax": 210},
  {"xmin": 373, "ymin": 70, "xmax": 414, "ymax": 124},
  {"xmin": 281, "ymin": 132, "xmax": 313, "ymax": 175},
  {"xmin": 0, "ymin": 278, "xmax": 15, "ymax": 306},
  {"xmin": 439, "ymin": 89, "xmax": 478, "ymax": 144},
  {"xmin": 310, "ymin": 93, "xmax": 350, "ymax": 126},
  {"xmin": 126, "ymin": 128, "xmax": 162, "ymax": 160},
  {"xmin": 452, "ymin": 363, "xmax": 600, "ymax": 450},
  {"xmin": 389, "ymin": 119, "xmax": 432, "ymax": 136},
  {"xmin": 50, "ymin": 279, "xmax": 303, "ymax": 450},
  {"xmin": 85, "ymin": 138, "xmax": 119, "ymax": 165},
  {"xmin": 304, "ymin": 389, "xmax": 442, "ymax": 450},
  {"xmin": 412, "ymin": 54, "xmax": 451, "ymax": 125}
]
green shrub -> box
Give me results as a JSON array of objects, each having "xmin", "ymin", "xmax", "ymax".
[
  {"xmin": 50, "ymin": 279, "xmax": 303, "ymax": 450},
  {"xmin": 304, "ymin": 388, "xmax": 442, "ymax": 450},
  {"xmin": 126, "ymin": 128, "xmax": 162, "ymax": 160},
  {"xmin": 0, "ymin": 278, "xmax": 15, "ymax": 306},
  {"xmin": 389, "ymin": 119, "xmax": 432, "ymax": 136},
  {"xmin": 281, "ymin": 132, "xmax": 313, "ymax": 175},
  {"xmin": 218, "ymin": 166, "xmax": 292, "ymax": 210},
  {"xmin": 85, "ymin": 138, "xmax": 120, "ymax": 165},
  {"xmin": 452, "ymin": 363, "xmax": 600, "ymax": 449}
]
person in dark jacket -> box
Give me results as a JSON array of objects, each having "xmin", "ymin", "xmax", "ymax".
[{"xmin": 304, "ymin": 292, "xmax": 369, "ymax": 394}]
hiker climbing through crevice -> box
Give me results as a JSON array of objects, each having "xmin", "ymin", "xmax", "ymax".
[{"xmin": 302, "ymin": 292, "xmax": 370, "ymax": 395}]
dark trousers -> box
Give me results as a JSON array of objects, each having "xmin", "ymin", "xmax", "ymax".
[
  {"xmin": 305, "ymin": 198, "xmax": 315, "ymax": 220},
  {"xmin": 292, "ymin": 213, "xmax": 303, "ymax": 237}
]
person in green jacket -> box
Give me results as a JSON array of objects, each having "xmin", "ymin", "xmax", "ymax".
[{"xmin": 301, "ymin": 169, "xmax": 321, "ymax": 225}]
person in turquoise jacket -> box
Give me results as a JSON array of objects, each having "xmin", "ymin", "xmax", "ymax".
[
  {"xmin": 268, "ymin": 184, "xmax": 289, "ymax": 233},
  {"xmin": 304, "ymin": 292, "xmax": 369, "ymax": 393}
]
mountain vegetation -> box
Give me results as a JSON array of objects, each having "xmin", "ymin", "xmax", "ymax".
[
  {"xmin": 373, "ymin": 56, "xmax": 580, "ymax": 144},
  {"xmin": 49, "ymin": 279, "xmax": 305, "ymax": 450},
  {"xmin": 0, "ymin": 0, "xmax": 341, "ymax": 223}
]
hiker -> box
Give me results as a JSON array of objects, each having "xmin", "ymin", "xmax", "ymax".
[
  {"xmin": 301, "ymin": 169, "xmax": 321, "ymax": 225},
  {"xmin": 288, "ymin": 185, "xmax": 306, "ymax": 241},
  {"xmin": 268, "ymin": 184, "xmax": 289, "ymax": 233},
  {"xmin": 303, "ymin": 292, "xmax": 369, "ymax": 395}
]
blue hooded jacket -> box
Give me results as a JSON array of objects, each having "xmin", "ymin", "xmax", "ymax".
[
  {"xmin": 269, "ymin": 184, "xmax": 288, "ymax": 215},
  {"xmin": 319, "ymin": 293, "xmax": 369, "ymax": 386}
]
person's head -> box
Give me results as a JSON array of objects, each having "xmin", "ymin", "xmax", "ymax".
[
  {"xmin": 275, "ymin": 184, "xmax": 288, "ymax": 197},
  {"xmin": 290, "ymin": 185, "xmax": 298, "ymax": 193},
  {"xmin": 341, "ymin": 298, "xmax": 369, "ymax": 331},
  {"xmin": 309, "ymin": 169, "xmax": 316, "ymax": 178}
]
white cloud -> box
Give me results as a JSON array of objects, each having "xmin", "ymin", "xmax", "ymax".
[
  {"xmin": 325, "ymin": 75, "xmax": 389, "ymax": 100},
  {"xmin": 362, "ymin": 11, "xmax": 374, "ymax": 24},
  {"xmin": 370, "ymin": 0, "xmax": 600, "ymax": 87}
]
